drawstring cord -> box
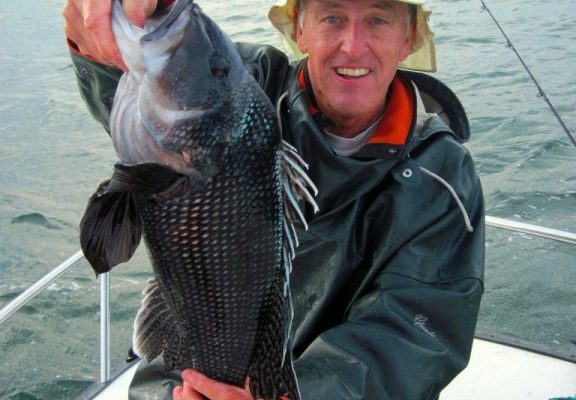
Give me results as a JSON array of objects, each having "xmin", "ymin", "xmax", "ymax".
[
  {"xmin": 419, "ymin": 166, "xmax": 474, "ymax": 233},
  {"xmin": 276, "ymin": 92, "xmax": 289, "ymax": 140}
]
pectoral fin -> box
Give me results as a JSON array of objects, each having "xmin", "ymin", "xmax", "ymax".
[
  {"xmin": 80, "ymin": 179, "xmax": 143, "ymax": 275},
  {"xmin": 80, "ymin": 162, "xmax": 182, "ymax": 275}
]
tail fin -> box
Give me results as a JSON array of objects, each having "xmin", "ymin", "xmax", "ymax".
[
  {"xmin": 249, "ymin": 347, "xmax": 299, "ymax": 400},
  {"xmin": 247, "ymin": 275, "xmax": 300, "ymax": 400}
]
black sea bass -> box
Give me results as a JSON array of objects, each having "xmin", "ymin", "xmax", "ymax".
[{"xmin": 79, "ymin": 1, "xmax": 317, "ymax": 398}]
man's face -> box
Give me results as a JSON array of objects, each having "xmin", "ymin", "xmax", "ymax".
[{"xmin": 296, "ymin": 0, "xmax": 414, "ymax": 136}]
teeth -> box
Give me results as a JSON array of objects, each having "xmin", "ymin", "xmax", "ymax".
[{"xmin": 336, "ymin": 67, "xmax": 370, "ymax": 77}]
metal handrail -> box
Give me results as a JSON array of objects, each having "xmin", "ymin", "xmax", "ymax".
[
  {"xmin": 0, "ymin": 251, "xmax": 84, "ymax": 326},
  {"xmin": 0, "ymin": 215, "xmax": 574, "ymax": 387},
  {"xmin": 0, "ymin": 250, "xmax": 111, "ymax": 384},
  {"xmin": 100, "ymin": 273, "xmax": 111, "ymax": 383},
  {"xmin": 486, "ymin": 216, "xmax": 576, "ymax": 245}
]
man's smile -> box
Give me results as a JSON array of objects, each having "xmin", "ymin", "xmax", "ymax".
[{"xmin": 335, "ymin": 67, "xmax": 371, "ymax": 78}]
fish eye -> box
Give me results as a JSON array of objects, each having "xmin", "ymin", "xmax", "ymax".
[{"xmin": 209, "ymin": 54, "xmax": 230, "ymax": 79}]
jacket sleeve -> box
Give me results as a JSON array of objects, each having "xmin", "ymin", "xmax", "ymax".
[
  {"xmin": 70, "ymin": 51, "xmax": 123, "ymax": 134},
  {"xmin": 293, "ymin": 141, "xmax": 485, "ymax": 400}
]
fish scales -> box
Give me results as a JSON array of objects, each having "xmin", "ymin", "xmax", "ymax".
[
  {"xmin": 79, "ymin": 1, "xmax": 317, "ymax": 399},
  {"xmin": 140, "ymin": 127, "xmax": 282, "ymax": 383}
]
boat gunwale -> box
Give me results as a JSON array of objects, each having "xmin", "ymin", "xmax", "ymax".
[{"xmin": 475, "ymin": 330, "xmax": 576, "ymax": 364}]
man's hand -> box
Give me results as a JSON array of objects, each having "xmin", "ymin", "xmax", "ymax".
[
  {"xmin": 173, "ymin": 369, "xmax": 254, "ymax": 400},
  {"xmin": 62, "ymin": 0, "xmax": 158, "ymax": 69}
]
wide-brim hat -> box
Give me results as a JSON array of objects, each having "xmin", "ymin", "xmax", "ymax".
[{"xmin": 268, "ymin": 0, "xmax": 437, "ymax": 72}]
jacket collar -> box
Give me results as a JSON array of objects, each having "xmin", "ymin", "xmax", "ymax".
[{"xmin": 296, "ymin": 61, "xmax": 416, "ymax": 159}]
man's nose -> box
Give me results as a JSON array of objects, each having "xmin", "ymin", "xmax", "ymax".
[{"xmin": 339, "ymin": 21, "xmax": 369, "ymax": 58}]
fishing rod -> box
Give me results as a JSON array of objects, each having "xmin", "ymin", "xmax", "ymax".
[{"xmin": 480, "ymin": 0, "xmax": 576, "ymax": 150}]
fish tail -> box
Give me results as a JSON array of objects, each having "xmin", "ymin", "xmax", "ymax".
[
  {"xmin": 247, "ymin": 277, "xmax": 300, "ymax": 400},
  {"xmin": 249, "ymin": 347, "xmax": 300, "ymax": 400}
]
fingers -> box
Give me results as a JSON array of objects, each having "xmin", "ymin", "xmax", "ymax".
[
  {"xmin": 123, "ymin": 0, "xmax": 158, "ymax": 28},
  {"xmin": 63, "ymin": 0, "xmax": 160, "ymax": 69},
  {"xmin": 180, "ymin": 369, "xmax": 254, "ymax": 400},
  {"xmin": 173, "ymin": 382, "xmax": 204, "ymax": 400},
  {"xmin": 64, "ymin": 5, "xmax": 100, "ymax": 57},
  {"xmin": 63, "ymin": 0, "xmax": 126, "ymax": 69},
  {"xmin": 81, "ymin": 0, "xmax": 124, "ymax": 67}
]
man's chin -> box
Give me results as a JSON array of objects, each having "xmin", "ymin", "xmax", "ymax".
[{"xmin": 329, "ymin": 98, "xmax": 378, "ymax": 119}]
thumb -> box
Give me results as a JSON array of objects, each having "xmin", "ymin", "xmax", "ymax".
[{"xmin": 122, "ymin": 0, "xmax": 158, "ymax": 27}]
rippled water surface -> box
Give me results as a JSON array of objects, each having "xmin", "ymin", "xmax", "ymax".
[{"xmin": 0, "ymin": 0, "xmax": 574, "ymax": 398}]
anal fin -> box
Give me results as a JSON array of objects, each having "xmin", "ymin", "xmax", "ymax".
[{"xmin": 132, "ymin": 277, "xmax": 181, "ymax": 368}]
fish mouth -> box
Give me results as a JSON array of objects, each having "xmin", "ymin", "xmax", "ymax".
[
  {"xmin": 141, "ymin": 0, "xmax": 194, "ymax": 44},
  {"xmin": 335, "ymin": 67, "xmax": 371, "ymax": 78}
]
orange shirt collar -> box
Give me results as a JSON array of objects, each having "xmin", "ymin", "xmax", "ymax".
[{"xmin": 297, "ymin": 63, "xmax": 415, "ymax": 146}]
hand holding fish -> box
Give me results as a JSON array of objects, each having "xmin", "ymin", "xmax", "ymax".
[
  {"xmin": 62, "ymin": 0, "xmax": 158, "ymax": 69},
  {"xmin": 173, "ymin": 369, "xmax": 255, "ymax": 400}
]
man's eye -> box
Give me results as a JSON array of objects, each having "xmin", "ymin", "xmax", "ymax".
[
  {"xmin": 369, "ymin": 17, "xmax": 389, "ymax": 25},
  {"xmin": 322, "ymin": 16, "xmax": 341, "ymax": 24}
]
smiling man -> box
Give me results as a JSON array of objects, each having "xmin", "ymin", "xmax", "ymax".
[
  {"xmin": 63, "ymin": 0, "xmax": 485, "ymax": 399},
  {"xmin": 295, "ymin": 0, "xmax": 415, "ymax": 137}
]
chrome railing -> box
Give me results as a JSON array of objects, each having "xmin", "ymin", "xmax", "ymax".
[
  {"xmin": 100, "ymin": 272, "xmax": 111, "ymax": 383},
  {"xmin": 0, "ymin": 251, "xmax": 84, "ymax": 325},
  {"xmin": 486, "ymin": 216, "xmax": 576, "ymax": 245},
  {"xmin": 0, "ymin": 215, "xmax": 574, "ymax": 387},
  {"xmin": 0, "ymin": 251, "xmax": 111, "ymax": 384}
]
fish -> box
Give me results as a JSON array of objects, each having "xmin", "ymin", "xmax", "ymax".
[{"xmin": 78, "ymin": 1, "xmax": 318, "ymax": 399}]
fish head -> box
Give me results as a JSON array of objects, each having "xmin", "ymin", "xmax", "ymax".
[
  {"xmin": 110, "ymin": 0, "xmax": 274, "ymax": 176},
  {"xmin": 138, "ymin": 0, "xmax": 246, "ymax": 112}
]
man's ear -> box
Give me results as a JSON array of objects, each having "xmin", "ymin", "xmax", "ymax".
[
  {"xmin": 400, "ymin": 22, "xmax": 416, "ymax": 61},
  {"xmin": 295, "ymin": 12, "xmax": 307, "ymax": 54}
]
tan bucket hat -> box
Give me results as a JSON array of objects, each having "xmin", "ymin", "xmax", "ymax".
[{"xmin": 268, "ymin": 0, "xmax": 437, "ymax": 72}]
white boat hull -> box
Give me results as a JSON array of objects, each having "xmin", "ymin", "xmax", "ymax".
[
  {"xmin": 443, "ymin": 338, "xmax": 576, "ymax": 399},
  {"xmin": 89, "ymin": 337, "xmax": 576, "ymax": 399}
]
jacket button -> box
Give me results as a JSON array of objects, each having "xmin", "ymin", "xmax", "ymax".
[{"xmin": 402, "ymin": 168, "xmax": 413, "ymax": 178}]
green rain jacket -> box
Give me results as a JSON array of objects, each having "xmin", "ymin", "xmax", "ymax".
[{"xmin": 71, "ymin": 43, "xmax": 484, "ymax": 400}]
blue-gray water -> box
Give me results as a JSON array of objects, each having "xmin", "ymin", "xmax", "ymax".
[{"xmin": 0, "ymin": 0, "xmax": 575, "ymax": 398}]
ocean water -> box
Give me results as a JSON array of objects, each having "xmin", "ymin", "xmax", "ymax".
[{"xmin": 0, "ymin": 0, "xmax": 574, "ymax": 398}]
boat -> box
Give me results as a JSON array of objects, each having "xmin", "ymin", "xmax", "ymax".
[{"xmin": 1, "ymin": 216, "xmax": 574, "ymax": 399}]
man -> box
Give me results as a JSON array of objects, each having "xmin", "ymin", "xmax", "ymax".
[{"xmin": 63, "ymin": 0, "xmax": 484, "ymax": 398}]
